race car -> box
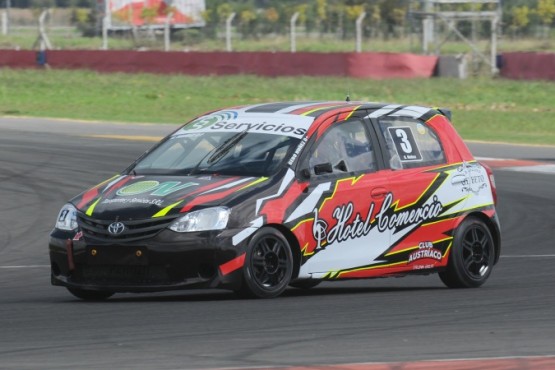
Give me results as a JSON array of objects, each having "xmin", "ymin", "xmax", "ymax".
[{"xmin": 49, "ymin": 101, "xmax": 500, "ymax": 300}]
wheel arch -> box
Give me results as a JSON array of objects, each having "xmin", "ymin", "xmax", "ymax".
[{"xmin": 264, "ymin": 223, "xmax": 302, "ymax": 280}]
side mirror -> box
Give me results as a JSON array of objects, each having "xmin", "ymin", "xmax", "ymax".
[
  {"xmin": 314, "ymin": 162, "xmax": 333, "ymax": 175},
  {"xmin": 300, "ymin": 168, "xmax": 311, "ymax": 179}
]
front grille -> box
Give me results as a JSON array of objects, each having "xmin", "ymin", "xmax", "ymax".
[
  {"xmin": 77, "ymin": 213, "xmax": 177, "ymax": 242},
  {"xmin": 74, "ymin": 265, "xmax": 169, "ymax": 285}
]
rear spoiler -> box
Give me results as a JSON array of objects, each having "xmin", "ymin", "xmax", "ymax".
[{"xmin": 436, "ymin": 107, "xmax": 452, "ymax": 121}]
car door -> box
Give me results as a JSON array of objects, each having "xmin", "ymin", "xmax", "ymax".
[
  {"xmin": 287, "ymin": 115, "xmax": 393, "ymax": 279},
  {"xmin": 370, "ymin": 114, "xmax": 456, "ymax": 272}
]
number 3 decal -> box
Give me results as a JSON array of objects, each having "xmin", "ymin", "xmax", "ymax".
[
  {"xmin": 395, "ymin": 129, "xmax": 413, "ymax": 154},
  {"xmin": 387, "ymin": 126, "xmax": 422, "ymax": 162}
]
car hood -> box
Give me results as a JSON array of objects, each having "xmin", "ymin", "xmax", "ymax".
[{"xmin": 71, "ymin": 174, "xmax": 267, "ymax": 221}]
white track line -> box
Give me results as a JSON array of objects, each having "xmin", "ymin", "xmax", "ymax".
[
  {"xmin": 506, "ymin": 164, "xmax": 555, "ymax": 174},
  {"xmin": 475, "ymin": 156, "xmax": 555, "ymax": 174},
  {"xmin": 0, "ymin": 265, "xmax": 50, "ymax": 269}
]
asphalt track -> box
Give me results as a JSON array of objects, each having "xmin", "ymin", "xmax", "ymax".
[{"xmin": 1, "ymin": 117, "xmax": 555, "ymax": 370}]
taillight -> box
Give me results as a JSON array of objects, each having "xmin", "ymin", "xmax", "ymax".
[{"xmin": 481, "ymin": 162, "xmax": 497, "ymax": 205}]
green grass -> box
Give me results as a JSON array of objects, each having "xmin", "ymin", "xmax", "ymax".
[{"xmin": 1, "ymin": 68, "xmax": 554, "ymax": 145}]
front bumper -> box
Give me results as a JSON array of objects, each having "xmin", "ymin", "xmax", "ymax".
[{"xmin": 49, "ymin": 228, "xmax": 246, "ymax": 293}]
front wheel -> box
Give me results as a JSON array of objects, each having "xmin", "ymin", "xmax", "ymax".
[
  {"xmin": 237, "ymin": 227, "xmax": 294, "ymax": 298},
  {"xmin": 67, "ymin": 287, "xmax": 114, "ymax": 301},
  {"xmin": 439, "ymin": 217, "xmax": 495, "ymax": 288}
]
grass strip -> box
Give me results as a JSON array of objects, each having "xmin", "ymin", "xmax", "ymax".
[{"xmin": 1, "ymin": 68, "xmax": 554, "ymax": 145}]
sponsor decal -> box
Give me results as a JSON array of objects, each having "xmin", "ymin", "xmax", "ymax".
[
  {"xmin": 116, "ymin": 181, "xmax": 199, "ymax": 197},
  {"xmin": 376, "ymin": 193, "xmax": 443, "ymax": 233},
  {"xmin": 187, "ymin": 111, "xmax": 238, "ymax": 130},
  {"xmin": 451, "ymin": 163, "xmax": 487, "ymax": 195},
  {"xmin": 313, "ymin": 203, "xmax": 373, "ymax": 248},
  {"xmin": 311, "ymin": 193, "xmax": 444, "ymax": 250},
  {"xmin": 416, "ymin": 123, "xmax": 426, "ymax": 135},
  {"xmin": 408, "ymin": 241, "xmax": 443, "ymax": 264},
  {"xmin": 117, "ymin": 180, "xmax": 159, "ymax": 196},
  {"xmin": 412, "ymin": 264, "xmax": 436, "ymax": 270},
  {"xmin": 179, "ymin": 113, "xmax": 313, "ymax": 139},
  {"xmin": 312, "ymin": 209, "xmax": 328, "ymax": 249},
  {"xmin": 287, "ymin": 136, "xmax": 308, "ymax": 166},
  {"xmin": 102, "ymin": 198, "xmax": 164, "ymax": 206}
]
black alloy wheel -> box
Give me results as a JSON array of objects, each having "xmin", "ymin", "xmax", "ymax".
[
  {"xmin": 439, "ymin": 217, "xmax": 495, "ymax": 288},
  {"xmin": 238, "ymin": 227, "xmax": 294, "ymax": 298}
]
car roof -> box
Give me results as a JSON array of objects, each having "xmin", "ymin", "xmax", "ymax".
[{"xmin": 213, "ymin": 101, "xmax": 437, "ymax": 119}]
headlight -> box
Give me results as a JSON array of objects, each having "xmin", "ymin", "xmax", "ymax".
[
  {"xmin": 169, "ymin": 207, "xmax": 230, "ymax": 233},
  {"xmin": 55, "ymin": 203, "xmax": 78, "ymax": 231}
]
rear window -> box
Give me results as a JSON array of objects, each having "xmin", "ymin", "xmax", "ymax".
[{"xmin": 378, "ymin": 117, "xmax": 445, "ymax": 170}]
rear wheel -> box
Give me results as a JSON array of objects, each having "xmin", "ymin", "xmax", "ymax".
[
  {"xmin": 67, "ymin": 287, "xmax": 114, "ymax": 301},
  {"xmin": 439, "ymin": 217, "xmax": 495, "ymax": 288},
  {"xmin": 237, "ymin": 227, "xmax": 293, "ymax": 298}
]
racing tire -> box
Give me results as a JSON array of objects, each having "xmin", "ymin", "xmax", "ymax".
[
  {"xmin": 439, "ymin": 217, "xmax": 495, "ymax": 288},
  {"xmin": 67, "ymin": 287, "xmax": 115, "ymax": 301},
  {"xmin": 237, "ymin": 227, "xmax": 294, "ymax": 299},
  {"xmin": 289, "ymin": 279, "xmax": 321, "ymax": 289}
]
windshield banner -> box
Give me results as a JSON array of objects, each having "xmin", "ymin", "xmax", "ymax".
[{"xmin": 178, "ymin": 112, "xmax": 314, "ymax": 139}]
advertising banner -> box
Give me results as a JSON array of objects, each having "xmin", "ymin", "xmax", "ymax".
[{"xmin": 100, "ymin": 0, "xmax": 205, "ymax": 29}]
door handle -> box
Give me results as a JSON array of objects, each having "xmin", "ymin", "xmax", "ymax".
[{"xmin": 371, "ymin": 187, "xmax": 388, "ymax": 199}]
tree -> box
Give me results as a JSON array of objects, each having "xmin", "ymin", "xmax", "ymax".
[
  {"xmin": 379, "ymin": 0, "xmax": 405, "ymax": 38},
  {"xmin": 216, "ymin": 2, "xmax": 233, "ymax": 25},
  {"xmin": 391, "ymin": 7, "xmax": 406, "ymax": 37},
  {"xmin": 368, "ymin": 4, "xmax": 381, "ymax": 38},
  {"xmin": 537, "ymin": 0, "xmax": 555, "ymax": 38},
  {"xmin": 263, "ymin": 7, "xmax": 279, "ymax": 33},
  {"xmin": 315, "ymin": 0, "xmax": 327, "ymax": 35},
  {"xmin": 510, "ymin": 5, "xmax": 530, "ymax": 37},
  {"xmin": 344, "ymin": 4, "xmax": 364, "ymax": 37},
  {"xmin": 238, "ymin": 7, "xmax": 257, "ymax": 38}
]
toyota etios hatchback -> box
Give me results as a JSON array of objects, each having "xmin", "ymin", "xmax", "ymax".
[{"xmin": 50, "ymin": 101, "xmax": 500, "ymax": 299}]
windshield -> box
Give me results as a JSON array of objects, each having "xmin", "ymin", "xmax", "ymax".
[{"xmin": 132, "ymin": 131, "xmax": 300, "ymax": 177}]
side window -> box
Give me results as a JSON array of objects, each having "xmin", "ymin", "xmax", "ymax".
[
  {"xmin": 378, "ymin": 117, "xmax": 445, "ymax": 170},
  {"xmin": 307, "ymin": 119, "xmax": 377, "ymax": 176}
]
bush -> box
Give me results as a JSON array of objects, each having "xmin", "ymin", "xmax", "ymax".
[
  {"xmin": 173, "ymin": 28, "xmax": 204, "ymax": 46},
  {"xmin": 71, "ymin": 7, "xmax": 97, "ymax": 37}
]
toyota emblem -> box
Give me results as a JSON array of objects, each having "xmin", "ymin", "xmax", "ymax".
[{"xmin": 107, "ymin": 221, "xmax": 126, "ymax": 235}]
